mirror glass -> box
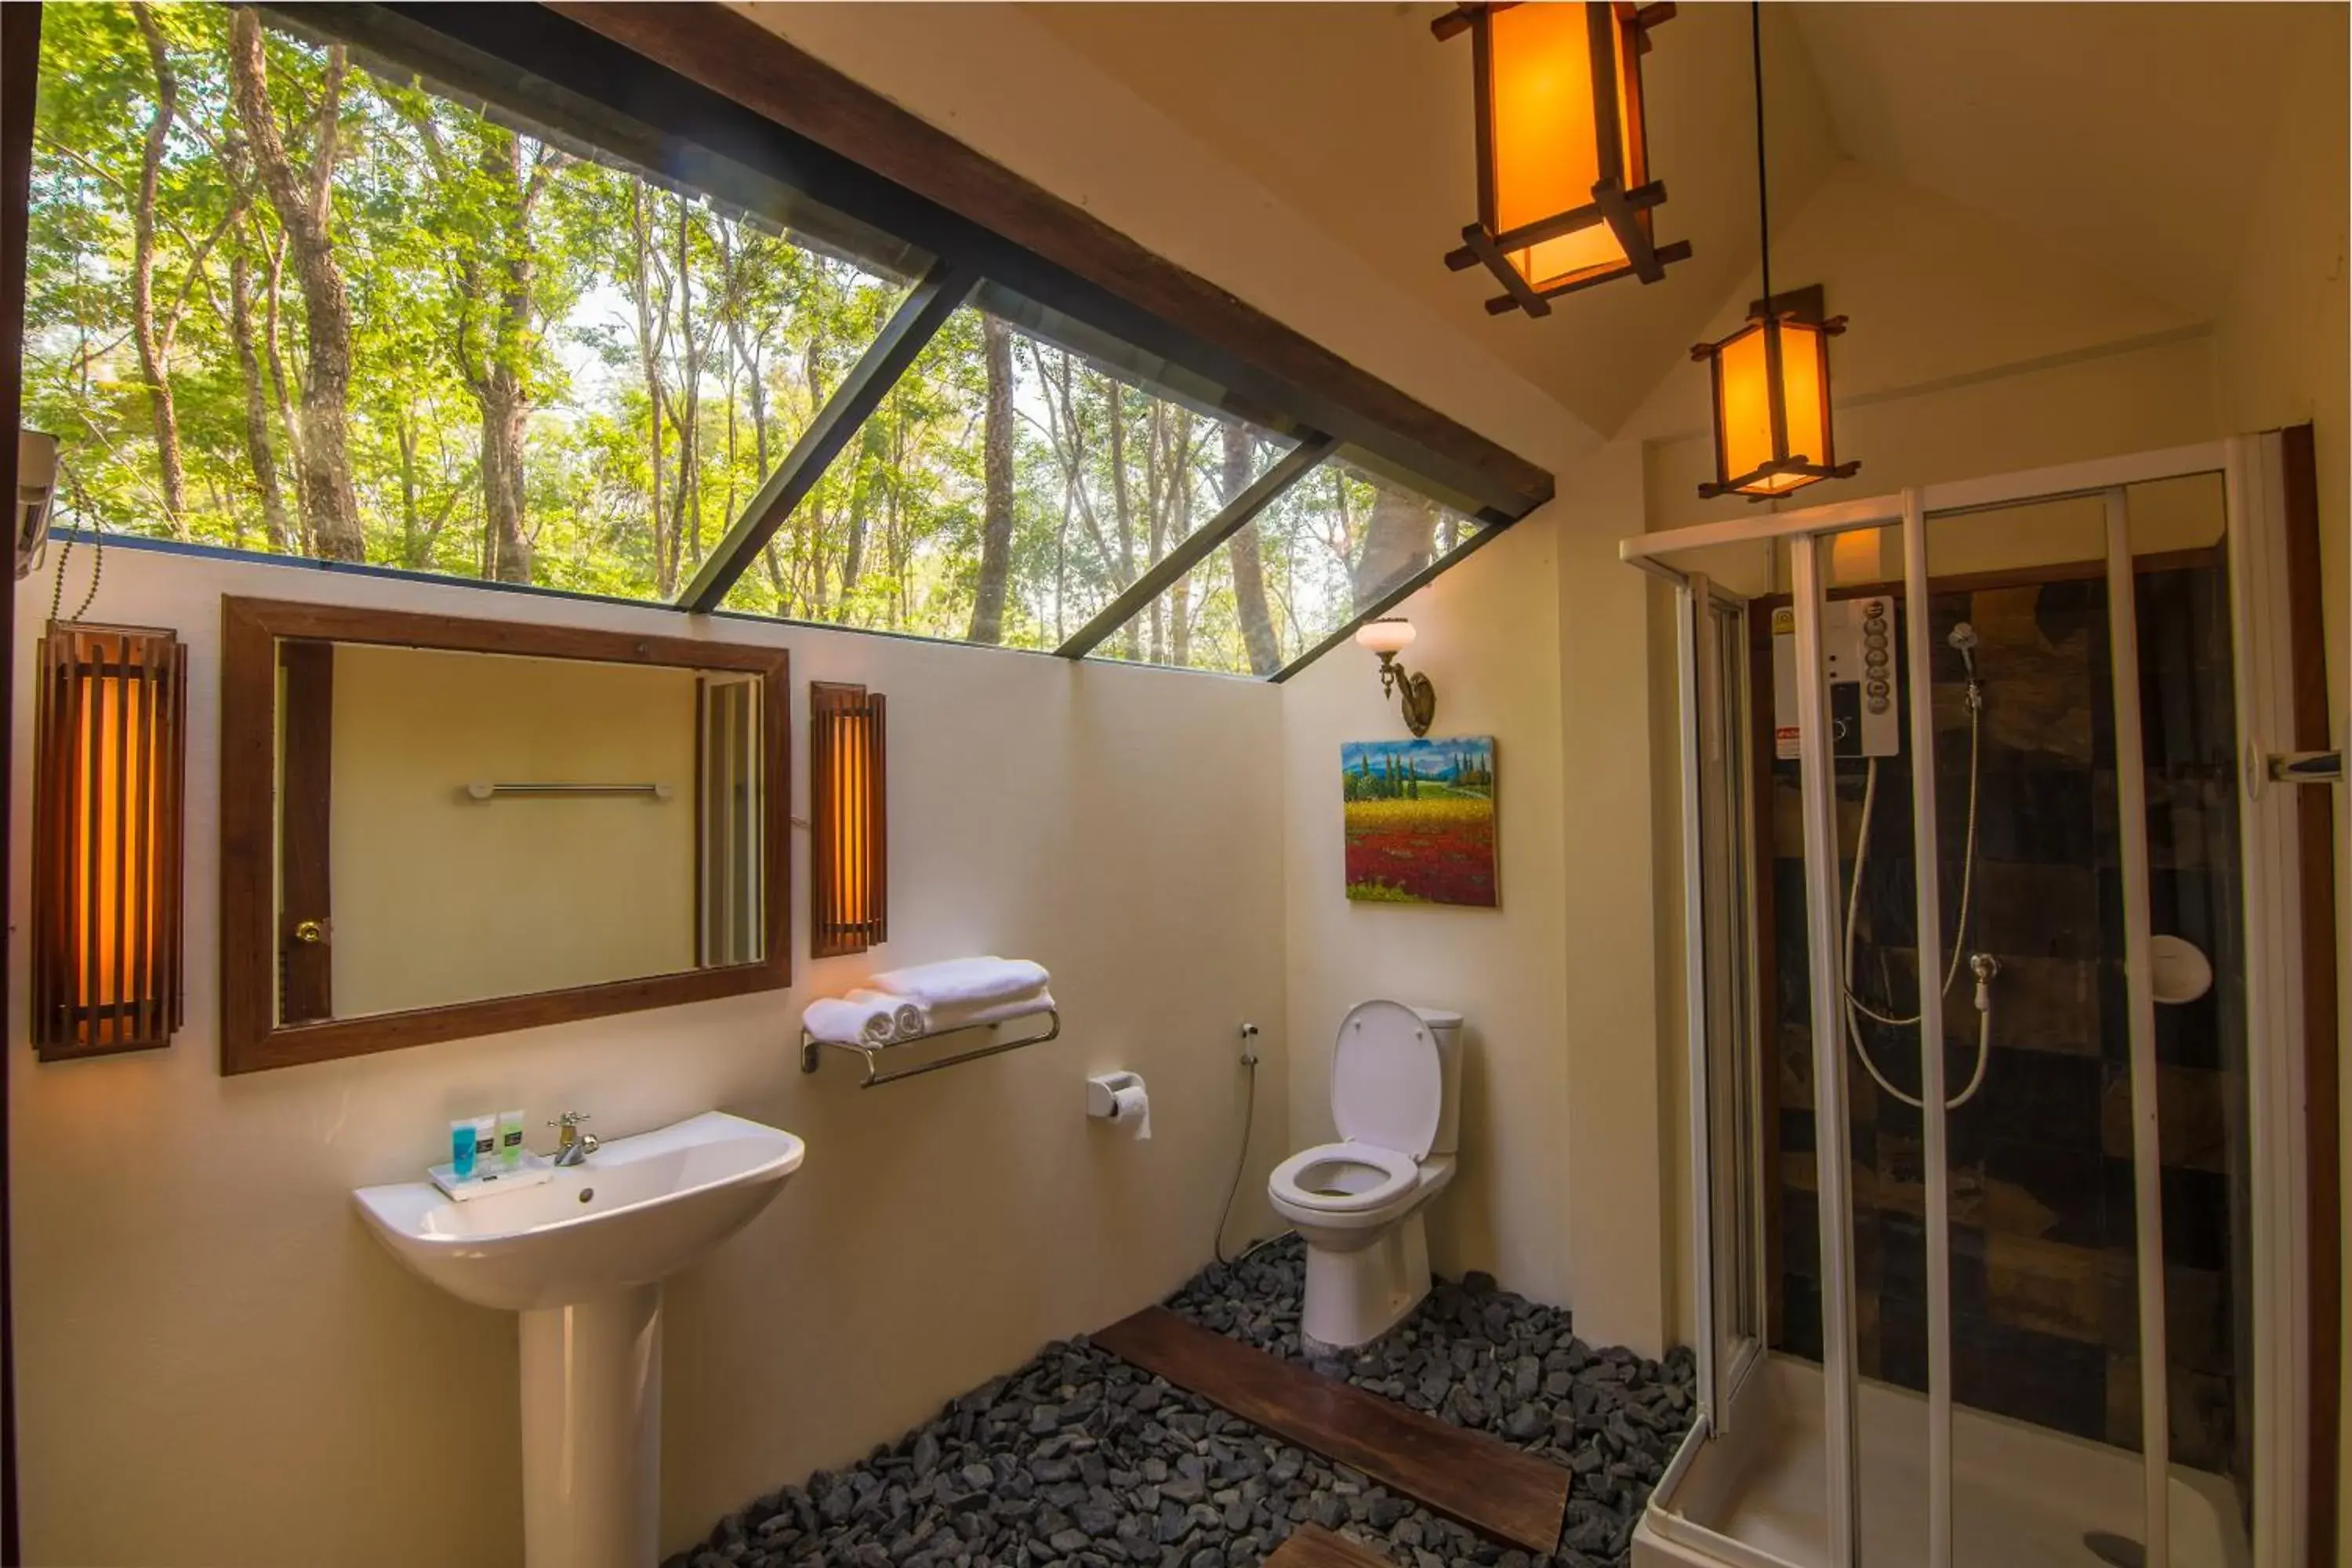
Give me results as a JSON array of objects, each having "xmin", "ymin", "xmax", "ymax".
[{"xmin": 273, "ymin": 640, "xmax": 767, "ymax": 1025}]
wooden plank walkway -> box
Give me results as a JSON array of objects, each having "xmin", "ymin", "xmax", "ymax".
[
  {"xmin": 1261, "ymin": 1523, "xmax": 1393, "ymax": 1568},
  {"xmin": 1092, "ymin": 1306, "xmax": 1568, "ymax": 1555}
]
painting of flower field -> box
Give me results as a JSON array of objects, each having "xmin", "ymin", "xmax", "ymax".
[{"xmin": 1341, "ymin": 737, "xmax": 1497, "ymax": 907}]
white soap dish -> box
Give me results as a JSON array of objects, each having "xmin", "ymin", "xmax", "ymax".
[{"xmin": 429, "ymin": 1152, "xmax": 556, "ymax": 1201}]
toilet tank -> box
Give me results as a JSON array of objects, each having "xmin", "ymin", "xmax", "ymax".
[{"xmin": 1410, "ymin": 1006, "xmax": 1465, "ymax": 1158}]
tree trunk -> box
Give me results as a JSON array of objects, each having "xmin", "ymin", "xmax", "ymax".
[
  {"xmin": 259, "ymin": 231, "xmax": 309, "ymax": 535},
  {"xmin": 479, "ymin": 376, "xmax": 531, "ymax": 583},
  {"xmin": 967, "ymin": 314, "xmax": 1016, "ymax": 644},
  {"xmin": 840, "ymin": 419, "xmax": 884, "ymax": 603},
  {"xmin": 1144, "ymin": 405, "xmax": 1167, "ymax": 664},
  {"xmin": 1168, "ymin": 416, "xmax": 1194, "ymax": 667},
  {"xmin": 230, "ymin": 10, "xmax": 364, "ymax": 561},
  {"xmin": 673, "ymin": 201, "xmax": 702, "ymax": 572},
  {"xmin": 394, "ymin": 411, "xmax": 424, "ymax": 566},
  {"xmin": 1352, "ymin": 485, "xmax": 1438, "ymax": 612},
  {"xmin": 1222, "ymin": 425, "xmax": 1281, "ymax": 674},
  {"xmin": 630, "ymin": 187, "xmax": 670, "ymax": 593},
  {"xmin": 130, "ymin": 4, "xmax": 186, "ymax": 532},
  {"xmin": 224, "ymin": 244, "xmax": 291, "ymax": 552},
  {"xmin": 477, "ymin": 129, "xmax": 539, "ymax": 585},
  {"xmin": 1108, "ymin": 383, "xmax": 1138, "ymax": 659}
]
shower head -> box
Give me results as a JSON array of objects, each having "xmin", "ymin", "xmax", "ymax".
[{"xmin": 1947, "ymin": 622, "xmax": 1980, "ymax": 681}]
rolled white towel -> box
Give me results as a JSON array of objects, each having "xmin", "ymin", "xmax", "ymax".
[
  {"xmin": 870, "ymin": 956, "xmax": 1051, "ymax": 1011},
  {"xmin": 802, "ymin": 990, "xmax": 903, "ymax": 1047},
  {"xmin": 920, "ymin": 987, "xmax": 1056, "ymax": 1035},
  {"xmin": 890, "ymin": 1000, "xmax": 924, "ymax": 1041}
]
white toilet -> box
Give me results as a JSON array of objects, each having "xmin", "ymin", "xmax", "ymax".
[{"xmin": 1267, "ymin": 1000, "xmax": 1464, "ymax": 1348}]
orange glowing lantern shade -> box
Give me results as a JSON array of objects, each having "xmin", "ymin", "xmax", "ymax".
[
  {"xmin": 32, "ymin": 622, "xmax": 187, "ymax": 1059},
  {"xmin": 1693, "ymin": 283, "xmax": 1856, "ymax": 499},
  {"xmin": 810, "ymin": 682, "xmax": 887, "ymax": 959},
  {"xmin": 1434, "ymin": 2, "xmax": 1690, "ymax": 317},
  {"xmin": 1693, "ymin": 5, "xmax": 1857, "ymax": 500}
]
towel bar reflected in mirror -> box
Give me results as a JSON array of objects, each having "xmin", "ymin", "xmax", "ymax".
[
  {"xmin": 464, "ymin": 782, "xmax": 674, "ymax": 800},
  {"xmin": 800, "ymin": 1007, "xmax": 1062, "ymax": 1088}
]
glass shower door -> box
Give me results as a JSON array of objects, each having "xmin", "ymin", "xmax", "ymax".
[{"xmin": 1683, "ymin": 583, "xmax": 1766, "ymax": 1430}]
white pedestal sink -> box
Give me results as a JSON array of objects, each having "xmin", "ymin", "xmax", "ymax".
[{"xmin": 354, "ymin": 1111, "xmax": 804, "ymax": 1568}]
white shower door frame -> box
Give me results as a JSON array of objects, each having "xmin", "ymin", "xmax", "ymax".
[{"xmin": 1623, "ymin": 434, "xmax": 2314, "ymax": 1568}]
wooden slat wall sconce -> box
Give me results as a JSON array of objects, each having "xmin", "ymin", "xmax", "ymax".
[
  {"xmin": 1432, "ymin": 1, "xmax": 1691, "ymax": 318},
  {"xmin": 810, "ymin": 682, "xmax": 887, "ymax": 959},
  {"xmin": 31, "ymin": 622, "xmax": 187, "ymax": 1061}
]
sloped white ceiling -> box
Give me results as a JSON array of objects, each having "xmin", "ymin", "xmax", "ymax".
[
  {"xmin": 1026, "ymin": 1, "xmax": 1842, "ymax": 437},
  {"xmin": 1024, "ymin": 2, "xmax": 2329, "ymax": 443},
  {"xmin": 1790, "ymin": 2, "xmax": 2329, "ymax": 319}
]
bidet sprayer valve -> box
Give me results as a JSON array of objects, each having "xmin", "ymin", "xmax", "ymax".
[
  {"xmin": 1238, "ymin": 1022, "xmax": 1261, "ymax": 1069},
  {"xmin": 1970, "ymin": 953, "xmax": 2000, "ymax": 1011}
]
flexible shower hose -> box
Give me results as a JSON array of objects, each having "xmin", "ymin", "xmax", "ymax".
[{"xmin": 1840, "ymin": 686, "xmax": 1996, "ymax": 1111}]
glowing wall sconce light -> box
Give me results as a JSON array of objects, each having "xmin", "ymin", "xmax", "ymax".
[
  {"xmin": 1356, "ymin": 618, "xmax": 1437, "ymax": 737},
  {"xmin": 31, "ymin": 622, "xmax": 187, "ymax": 1060},
  {"xmin": 1433, "ymin": 1, "xmax": 1690, "ymax": 318},
  {"xmin": 1693, "ymin": 5, "xmax": 1857, "ymax": 500},
  {"xmin": 810, "ymin": 681, "xmax": 887, "ymax": 960}
]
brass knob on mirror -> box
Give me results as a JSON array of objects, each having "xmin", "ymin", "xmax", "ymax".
[{"xmin": 292, "ymin": 919, "xmax": 326, "ymax": 945}]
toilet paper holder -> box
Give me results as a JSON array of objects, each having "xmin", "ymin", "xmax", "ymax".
[{"xmin": 1087, "ymin": 1071, "xmax": 1145, "ymax": 1120}]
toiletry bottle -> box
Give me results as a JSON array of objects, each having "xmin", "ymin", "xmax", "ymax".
[
  {"xmin": 473, "ymin": 1115, "xmax": 498, "ymax": 1178},
  {"xmin": 451, "ymin": 1118, "xmax": 477, "ymax": 1181},
  {"xmin": 498, "ymin": 1109, "xmax": 526, "ymax": 1171}
]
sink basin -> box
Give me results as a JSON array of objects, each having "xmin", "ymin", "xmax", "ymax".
[
  {"xmin": 354, "ymin": 1109, "xmax": 804, "ymax": 1311},
  {"xmin": 354, "ymin": 1110, "xmax": 804, "ymax": 1568}
]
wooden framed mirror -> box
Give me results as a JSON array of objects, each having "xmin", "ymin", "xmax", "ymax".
[{"xmin": 220, "ymin": 597, "xmax": 790, "ymax": 1074}]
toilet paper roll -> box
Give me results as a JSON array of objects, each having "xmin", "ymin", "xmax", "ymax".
[{"xmin": 1109, "ymin": 1083, "xmax": 1152, "ymax": 1141}]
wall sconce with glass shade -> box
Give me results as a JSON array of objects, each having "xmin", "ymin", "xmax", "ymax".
[
  {"xmin": 31, "ymin": 622, "xmax": 187, "ymax": 1060},
  {"xmin": 1356, "ymin": 618, "xmax": 1438, "ymax": 737},
  {"xmin": 810, "ymin": 681, "xmax": 887, "ymax": 960},
  {"xmin": 1433, "ymin": 1, "xmax": 1690, "ymax": 318},
  {"xmin": 1692, "ymin": 5, "xmax": 1857, "ymax": 500}
]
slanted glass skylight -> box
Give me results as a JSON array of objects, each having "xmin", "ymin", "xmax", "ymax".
[
  {"xmin": 25, "ymin": 5, "xmax": 913, "ymax": 602},
  {"xmin": 1088, "ymin": 457, "xmax": 1486, "ymax": 677},
  {"xmin": 717, "ymin": 303, "xmax": 1295, "ymax": 651},
  {"xmin": 23, "ymin": 2, "xmax": 1538, "ymax": 680}
]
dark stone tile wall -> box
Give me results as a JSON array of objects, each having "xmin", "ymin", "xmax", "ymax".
[{"xmin": 1767, "ymin": 566, "xmax": 2249, "ymax": 1490}]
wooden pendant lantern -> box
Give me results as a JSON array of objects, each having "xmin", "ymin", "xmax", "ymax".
[
  {"xmin": 1692, "ymin": 283, "xmax": 1857, "ymax": 499},
  {"xmin": 1434, "ymin": 1, "xmax": 1691, "ymax": 318},
  {"xmin": 810, "ymin": 681, "xmax": 887, "ymax": 959},
  {"xmin": 31, "ymin": 622, "xmax": 187, "ymax": 1059}
]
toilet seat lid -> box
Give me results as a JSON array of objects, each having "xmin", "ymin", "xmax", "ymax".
[{"xmin": 1331, "ymin": 999, "xmax": 1441, "ymax": 1159}]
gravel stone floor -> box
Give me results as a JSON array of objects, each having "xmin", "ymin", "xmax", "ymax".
[{"xmin": 668, "ymin": 1239, "xmax": 1695, "ymax": 1568}]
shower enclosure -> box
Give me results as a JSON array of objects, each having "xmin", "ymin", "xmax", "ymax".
[{"xmin": 1623, "ymin": 435, "xmax": 2325, "ymax": 1568}]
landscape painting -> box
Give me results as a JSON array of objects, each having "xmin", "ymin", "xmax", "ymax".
[{"xmin": 1341, "ymin": 737, "xmax": 1497, "ymax": 907}]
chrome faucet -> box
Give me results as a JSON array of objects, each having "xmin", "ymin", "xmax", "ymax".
[{"xmin": 549, "ymin": 1111, "xmax": 600, "ymax": 1167}]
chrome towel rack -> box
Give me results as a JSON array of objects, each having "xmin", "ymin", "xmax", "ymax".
[
  {"xmin": 800, "ymin": 1005, "xmax": 1061, "ymax": 1088},
  {"xmin": 465, "ymin": 782, "xmax": 674, "ymax": 801}
]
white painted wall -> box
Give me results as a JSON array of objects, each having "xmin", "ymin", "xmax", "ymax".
[
  {"xmin": 1279, "ymin": 514, "xmax": 1572, "ymax": 1311},
  {"xmin": 9, "ymin": 547, "xmax": 1289, "ymax": 1567}
]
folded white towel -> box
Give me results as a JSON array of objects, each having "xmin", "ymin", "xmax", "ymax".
[
  {"xmin": 920, "ymin": 988, "xmax": 1056, "ymax": 1035},
  {"xmin": 802, "ymin": 990, "xmax": 903, "ymax": 1047},
  {"xmin": 888, "ymin": 999, "xmax": 924, "ymax": 1041},
  {"xmin": 871, "ymin": 956, "xmax": 1051, "ymax": 1011}
]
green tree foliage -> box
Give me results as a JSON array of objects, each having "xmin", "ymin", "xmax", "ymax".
[{"xmin": 27, "ymin": 8, "xmax": 1469, "ymax": 671}]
